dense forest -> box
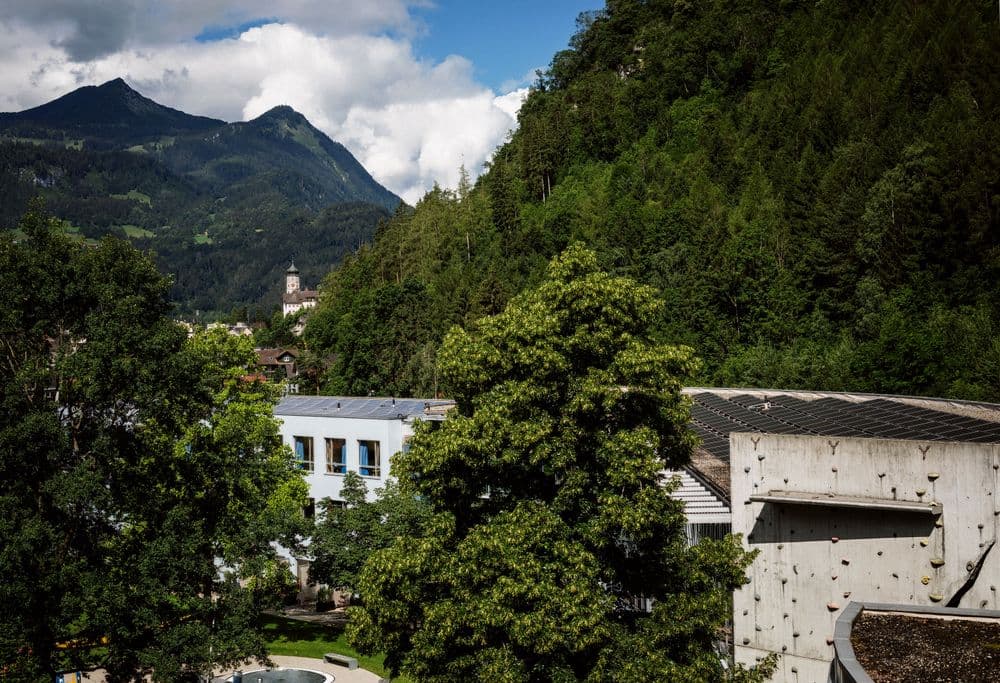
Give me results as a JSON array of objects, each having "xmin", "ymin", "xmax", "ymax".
[
  {"xmin": 0, "ymin": 79, "xmax": 398, "ymax": 314},
  {"xmin": 305, "ymin": 0, "xmax": 1000, "ymax": 402}
]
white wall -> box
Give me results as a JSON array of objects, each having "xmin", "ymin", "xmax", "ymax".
[
  {"xmin": 276, "ymin": 413, "xmax": 413, "ymax": 503},
  {"xmin": 731, "ymin": 434, "xmax": 1000, "ymax": 683}
]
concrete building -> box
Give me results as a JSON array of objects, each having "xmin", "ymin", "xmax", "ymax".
[{"xmin": 679, "ymin": 388, "xmax": 1000, "ymax": 682}]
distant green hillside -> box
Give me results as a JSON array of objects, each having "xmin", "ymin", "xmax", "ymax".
[
  {"xmin": 306, "ymin": 0, "xmax": 1000, "ymax": 402},
  {"xmin": 0, "ymin": 79, "xmax": 400, "ymax": 314}
]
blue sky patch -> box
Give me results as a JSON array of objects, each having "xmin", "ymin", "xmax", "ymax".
[
  {"xmin": 195, "ymin": 18, "xmax": 280, "ymax": 42},
  {"xmin": 411, "ymin": 1, "xmax": 602, "ymax": 92}
]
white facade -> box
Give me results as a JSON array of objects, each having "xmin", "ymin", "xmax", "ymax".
[
  {"xmin": 278, "ymin": 411, "xmax": 407, "ymax": 503},
  {"xmin": 281, "ymin": 263, "xmax": 318, "ymax": 318},
  {"xmin": 274, "ymin": 396, "xmax": 453, "ymax": 504},
  {"xmin": 663, "ymin": 468, "xmax": 731, "ymax": 543},
  {"xmin": 731, "ymin": 433, "xmax": 1000, "ymax": 683},
  {"xmin": 273, "ymin": 396, "xmax": 452, "ymax": 597}
]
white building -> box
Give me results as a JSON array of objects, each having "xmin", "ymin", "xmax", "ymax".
[
  {"xmin": 274, "ymin": 395, "xmax": 453, "ymax": 505},
  {"xmin": 281, "ymin": 262, "xmax": 318, "ymax": 318},
  {"xmin": 273, "ymin": 395, "xmax": 453, "ymax": 596}
]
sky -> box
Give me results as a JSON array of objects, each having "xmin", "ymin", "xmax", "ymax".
[{"xmin": 0, "ymin": 1, "xmax": 602, "ymax": 204}]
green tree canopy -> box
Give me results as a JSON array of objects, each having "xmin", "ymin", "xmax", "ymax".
[
  {"xmin": 308, "ymin": 473, "xmax": 432, "ymax": 593},
  {"xmin": 348, "ymin": 245, "xmax": 772, "ymax": 682},
  {"xmin": 0, "ymin": 205, "xmax": 307, "ymax": 681},
  {"xmin": 305, "ymin": 0, "xmax": 1000, "ymax": 403}
]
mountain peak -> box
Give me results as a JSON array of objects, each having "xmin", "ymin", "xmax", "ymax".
[
  {"xmin": 98, "ymin": 77, "xmax": 134, "ymax": 91},
  {"xmin": 0, "ymin": 77, "xmax": 224, "ymax": 140},
  {"xmin": 254, "ymin": 105, "xmax": 309, "ymax": 125}
]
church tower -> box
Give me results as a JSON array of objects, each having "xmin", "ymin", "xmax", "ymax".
[{"xmin": 285, "ymin": 262, "xmax": 300, "ymax": 294}]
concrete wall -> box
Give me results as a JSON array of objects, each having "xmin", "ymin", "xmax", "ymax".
[{"xmin": 731, "ymin": 434, "xmax": 1000, "ymax": 683}]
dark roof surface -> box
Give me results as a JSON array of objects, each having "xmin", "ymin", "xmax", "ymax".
[
  {"xmin": 685, "ymin": 388, "xmax": 1000, "ymax": 464},
  {"xmin": 275, "ymin": 395, "xmax": 453, "ymax": 420},
  {"xmin": 282, "ymin": 289, "xmax": 318, "ymax": 304},
  {"xmin": 257, "ymin": 348, "xmax": 298, "ymax": 365}
]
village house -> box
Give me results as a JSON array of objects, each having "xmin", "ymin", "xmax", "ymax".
[{"xmin": 256, "ymin": 347, "xmax": 299, "ymax": 384}]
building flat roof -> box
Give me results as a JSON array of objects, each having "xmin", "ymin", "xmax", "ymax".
[{"xmin": 275, "ymin": 396, "xmax": 454, "ymax": 420}]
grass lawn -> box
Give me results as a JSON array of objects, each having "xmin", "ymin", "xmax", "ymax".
[
  {"xmin": 119, "ymin": 224, "xmax": 154, "ymax": 238},
  {"xmin": 111, "ymin": 189, "xmax": 152, "ymax": 206},
  {"xmin": 259, "ymin": 614, "xmax": 397, "ymax": 679}
]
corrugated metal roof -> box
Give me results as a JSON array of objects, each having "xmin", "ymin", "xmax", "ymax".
[
  {"xmin": 274, "ymin": 395, "xmax": 454, "ymax": 420},
  {"xmin": 683, "ymin": 388, "xmax": 1000, "ymax": 464}
]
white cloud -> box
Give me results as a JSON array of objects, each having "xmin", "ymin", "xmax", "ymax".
[
  {"xmin": 0, "ymin": 1, "xmax": 424, "ymax": 60},
  {"xmin": 0, "ymin": 7, "xmax": 526, "ymax": 205}
]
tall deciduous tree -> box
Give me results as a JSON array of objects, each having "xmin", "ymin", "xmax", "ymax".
[
  {"xmin": 348, "ymin": 245, "xmax": 773, "ymax": 682},
  {"xmin": 309, "ymin": 473, "xmax": 431, "ymax": 594},
  {"xmin": 0, "ymin": 205, "xmax": 307, "ymax": 682}
]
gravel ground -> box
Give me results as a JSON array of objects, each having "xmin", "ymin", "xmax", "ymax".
[{"xmin": 851, "ymin": 612, "xmax": 1000, "ymax": 682}]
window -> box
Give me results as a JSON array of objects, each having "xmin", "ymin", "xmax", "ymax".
[
  {"xmin": 303, "ymin": 497, "xmax": 315, "ymax": 519},
  {"xmin": 358, "ymin": 440, "xmax": 381, "ymax": 477},
  {"xmin": 293, "ymin": 436, "xmax": 314, "ymax": 472},
  {"xmin": 325, "ymin": 438, "xmax": 346, "ymax": 474}
]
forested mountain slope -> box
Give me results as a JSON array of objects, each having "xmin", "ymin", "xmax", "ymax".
[
  {"xmin": 306, "ymin": 0, "xmax": 1000, "ymax": 401},
  {"xmin": 0, "ymin": 79, "xmax": 399, "ymax": 314}
]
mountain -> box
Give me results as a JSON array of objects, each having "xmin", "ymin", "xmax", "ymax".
[
  {"xmin": 154, "ymin": 104, "xmax": 399, "ymax": 212},
  {"xmin": 0, "ymin": 78, "xmax": 224, "ymax": 145},
  {"xmin": 0, "ymin": 78, "xmax": 401, "ymax": 314},
  {"xmin": 302, "ymin": 0, "xmax": 1000, "ymax": 402}
]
